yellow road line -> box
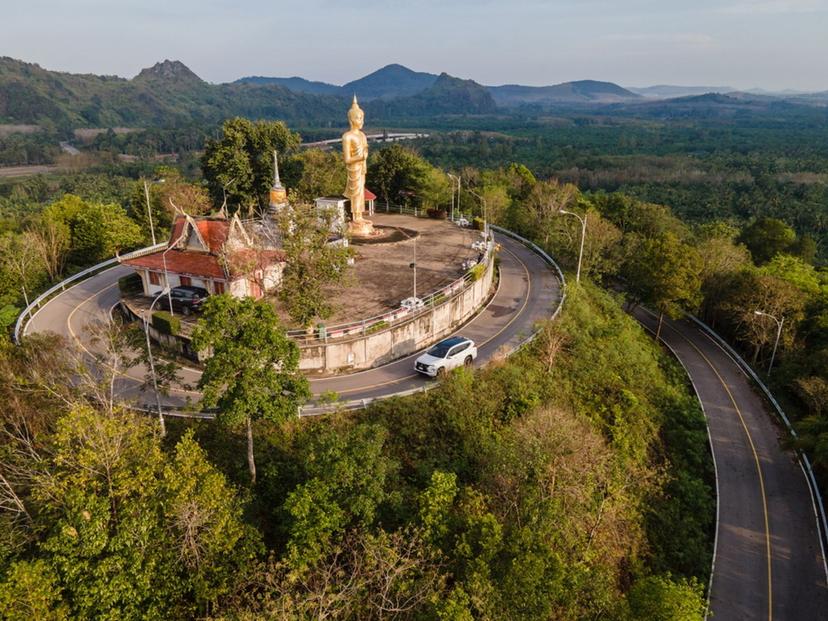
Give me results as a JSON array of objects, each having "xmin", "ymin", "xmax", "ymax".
[
  {"xmin": 330, "ymin": 242, "xmax": 533, "ymax": 395},
  {"xmin": 63, "ymin": 239, "xmax": 537, "ymax": 403},
  {"xmin": 67, "ymin": 282, "xmax": 202, "ymax": 397},
  {"xmin": 648, "ymin": 311, "xmax": 773, "ymax": 620}
]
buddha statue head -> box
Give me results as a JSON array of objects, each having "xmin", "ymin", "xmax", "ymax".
[{"xmin": 347, "ymin": 94, "xmax": 364, "ymax": 130}]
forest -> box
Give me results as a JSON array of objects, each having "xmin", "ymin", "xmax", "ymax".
[{"xmin": 0, "ymin": 116, "xmax": 825, "ymax": 619}]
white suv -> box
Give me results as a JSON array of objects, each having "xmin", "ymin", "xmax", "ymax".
[{"xmin": 414, "ymin": 336, "xmax": 478, "ymax": 378}]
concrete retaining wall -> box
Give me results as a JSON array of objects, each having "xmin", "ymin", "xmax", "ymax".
[
  {"xmin": 301, "ymin": 257, "xmax": 495, "ymax": 373},
  {"xmin": 123, "ymin": 249, "xmax": 495, "ymax": 375}
]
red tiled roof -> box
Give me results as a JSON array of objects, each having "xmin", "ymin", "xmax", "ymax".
[
  {"xmin": 197, "ymin": 219, "xmax": 229, "ymax": 252},
  {"xmin": 364, "ymin": 189, "xmax": 377, "ymax": 201},
  {"xmin": 168, "ymin": 216, "xmax": 230, "ymax": 253},
  {"xmin": 125, "ymin": 249, "xmax": 226, "ymax": 279},
  {"xmin": 129, "ymin": 216, "xmax": 285, "ymax": 280},
  {"xmin": 125, "ymin": 248, "xmax": 286, "ymax": 280}
]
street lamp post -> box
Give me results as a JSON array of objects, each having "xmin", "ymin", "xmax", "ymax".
[
  {"xmin": 559, "ymin": 209, "xmax": 587, "ymax": 284},
  {"xmin": 448, "ymin": 173, "xmax": 460, "ymax": 223},
  {"xmin": 145, "ymin": 288, "xmax": 169, "ymax": 436},
  {"xmin": 467, "ymin": 189, "xmax": 488, "ymax": 237},
  {"xmin": 754, "ymin": 310, "xmax": 785, "ymax": 376},
  {"xmin": 412, "ymin": 235, "xmax": 417, "ymax": 299}
]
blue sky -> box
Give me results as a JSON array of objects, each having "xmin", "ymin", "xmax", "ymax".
[{"xmin": 4, "ymin": 0, "xmax": 827, "ymax": 90}]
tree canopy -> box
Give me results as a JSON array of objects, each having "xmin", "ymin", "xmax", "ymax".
[
  {"xmin": 191, "ymin": 295, "xmax": 310, "ymax": 483},
  {"xmin": 202, "ymin": 118, "xmax": 301, "ymax": 213}
]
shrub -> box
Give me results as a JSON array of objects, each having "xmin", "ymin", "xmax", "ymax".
[
  {"xmin": 469, "ymin": 264, "xmax": 486, "ymax": 282},
  {"xmin": 365, "ymin": 320, "xmax": 389, "ymax": 335},
  {"xmin": 472, "ymin": 217, "xmax": 485, "ymax": 230},
  {"xmin": 427, "ymin": 208, "xmax": 448, "ymax": 220},
  {"xmin": 152, "ymin": 310, "xmax": 180, "ymax": 336}
]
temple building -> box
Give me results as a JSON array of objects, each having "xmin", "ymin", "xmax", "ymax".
[{"xmin": 124, "ymin": 213, "xmax": 285, "ymax": 300}]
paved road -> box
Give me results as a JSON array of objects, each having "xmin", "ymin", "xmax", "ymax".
[
  {"xmin": 634, "ymin": 308, "xmax": 828, "ymax": 621},
  {"xmin": 26, "ymin": 233, "xmax": 561, "ymax": 406}
]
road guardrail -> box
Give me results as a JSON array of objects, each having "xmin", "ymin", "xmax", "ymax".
[
  {"xmin": 13, "ymin": 243, "xmax": 166, "ymax": 344},
  {"xmin": 687, "ymin": 314, "xmax": 828, "ymax": 566}
]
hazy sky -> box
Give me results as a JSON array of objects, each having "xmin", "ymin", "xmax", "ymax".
[{"xmin": 4, "ymin": 0, "xmax": 827, "ymax": 91}]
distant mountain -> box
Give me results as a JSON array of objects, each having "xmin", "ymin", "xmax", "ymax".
[
  {"xmin": 0, "ymin": 57, "xmax": 343, "ymax": 128},
  {"xmin": 234, "ymin": 75, "xmax": 341, "ymax": 95},
  {"xmin": 628, "ymin": 85, "xmax": 733, "ymax": 99},
  {"xmin": 367, "ymin": 73, "xmax": 497, "ymax": 117},
  {"xmin": 787, "ymin": 91, "xmax": 828, "ymax": 105},
  {"xmin": 489, "ymin": 80, "xmax": 640, "ymax": 106},
  {"xmin": 744, "ymin": 87, "xmax": 810, "ymax": 97},
  {"xmin": 599, "ymin": 92, "xmax": 828, "ymax": 122},
  {"xmin": 134, "ymin": 60, "xmax": 204, "ymax": 85},
  {"xmin": 3, "ymin": 56, "xmax": 824, "ymax": 130},
  {"xmin": 0, "ymin": 57, "xmax": 498, "ymax": 128},
  {"xmin": 342, "ymin": 64, "xmax": 438, "ymax": 100}
]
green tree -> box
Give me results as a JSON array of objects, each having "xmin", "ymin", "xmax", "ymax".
[
  {"xmin": 367, "ymin": 144, "xmax": 430, "ymax": 207},
  {"xmin": 129, "ymin": 172, "xmax": 212, "ymax": 241},
  {"xmin": 41, "ymin": 194, "xmax": 143, "ymax": 266},
  {"xmin": 191, "ymin": 295, "xmax": 310, "ymax": 483},
  {"xmin": 277, "ymin": 205, "xmax": 352, "ymax": 327},
  {"xmin": 738, "ymin": 217, "xmax": 797, "ymax": 264},
  {"xmin": 0, "ymin": 560, "xmax": 68, "ymax": 621},
  {"xmin": 0, "ymin": 232, "xmax": 46, "ymax": 308},
  {"xmin": 283, "ymin": 148, "xmax": 346, "ymax": 202},
  {"xmin": 202, "ymin": 118, "xmax": 300, "ymax": 213},
  {"xmin": 0, "ymin": 406, "xmax": 256, "ymax": 619},
  {"xmin": 624, "ymin": 575, "xmax": 706, "ymax": 621},
  {"xmin": 623, "ymin": 232, "xmax": 703, "ymax": 340},
  {"xmin": 716, "ymin": 271, "xmax": 807, "ymax": 364}
]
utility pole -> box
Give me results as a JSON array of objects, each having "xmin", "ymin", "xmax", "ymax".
[
  {"xmin": 143, "ymin": 179, "xmax": 157, "ymax": 246},
  {"xmin": 145, "ymin": 288, "xmax": 169, "ymax": 436}
]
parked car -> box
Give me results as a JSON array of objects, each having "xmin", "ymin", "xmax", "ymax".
[
  {"xmin": 160, "ymin": 286, "xmax": 209, "ymax": 315},
  {"xmin": 414, "ymin": 335, "xmax": 477, "ymax": 378},
  {"xmin": 401, "ymin": 296, "xmax": 425, "ymax": 312}
]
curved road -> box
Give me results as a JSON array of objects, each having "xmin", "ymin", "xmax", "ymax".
[
  {"xmin": 635, "ymin": 308, "xmax": 828, "ymax": 620},
  {"xmin": 23, "ymin": 231, "xmax": 828, "ymax": 616},
  {"xmin": 25, "ymin": 234, "xmax": 561, "ymax": 406}
]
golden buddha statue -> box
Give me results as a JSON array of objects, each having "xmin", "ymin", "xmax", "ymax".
[{"xmin": 342, "ymin": 95, "xmax": 373, "ymax": 236}]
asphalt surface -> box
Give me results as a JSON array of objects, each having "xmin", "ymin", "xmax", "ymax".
[
  {"xmin": 634, "ymin": 308, "xmax": 828, "ymax": 621},
  {"xmin": 25, "ymin": 233, "xmax": 562, "ymax": 407}
]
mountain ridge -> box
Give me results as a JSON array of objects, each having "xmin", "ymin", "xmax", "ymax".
[{"xmin": 2, "ymin": 57, "xmax": 826, "ymax": 129}]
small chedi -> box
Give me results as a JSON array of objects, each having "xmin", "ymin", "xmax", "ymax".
[{"xmin": 342, "ymin": 95, "xmax": 374, "ymax": 237}]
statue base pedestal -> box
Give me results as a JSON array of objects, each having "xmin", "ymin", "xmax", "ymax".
[{"xmin": 349, "ymin": 219, "xmax": 374, "ymax": 237}]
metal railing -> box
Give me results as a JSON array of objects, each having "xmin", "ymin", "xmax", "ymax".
[
  {"xmin": 13, "ymin": 243, "xmax": 166, "ymax": 343},
  {"xmin": 296, "ymin": 226, "xmax": 569, "ymax": 415},
  {"xmin": 686, "ymin": 313, "xmax": 828, "ymax": 564},
  {"xmin": 287, "ymin": 236, "xmax": 494, "ymax": 344},
  {"xmin": 490, "ymin": 225, "xmax": 568, "ymax": 344}
]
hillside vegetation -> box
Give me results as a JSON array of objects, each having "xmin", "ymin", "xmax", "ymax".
[{"xmin": 0, "ymin": 280, "xmax": 712, "ymax": 619}]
